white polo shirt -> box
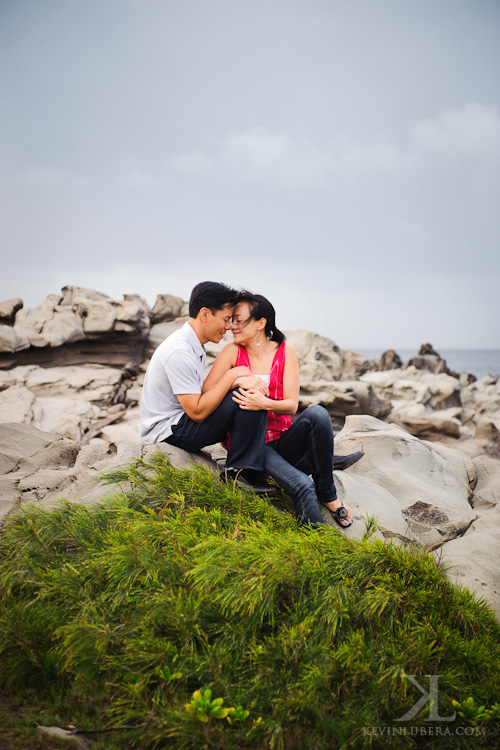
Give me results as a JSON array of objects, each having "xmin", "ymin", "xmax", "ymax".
[{"xmin": 140, "ymin": 321, "xmax": 206, "ymax": 443}]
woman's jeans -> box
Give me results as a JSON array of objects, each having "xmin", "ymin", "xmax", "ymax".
[
  {"xmin": 264, "ymin": 405, "xmax": 337, "ymax": 527},
  {"xmin": 165, "ymin": 391, "xmax": 268, "ymax": 471}
]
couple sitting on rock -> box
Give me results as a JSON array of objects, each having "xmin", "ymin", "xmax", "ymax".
[{"xmin": 140, "ymin": 281, "xmax": 362, "ymax": 528}]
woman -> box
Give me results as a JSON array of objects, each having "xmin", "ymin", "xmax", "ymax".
[{"xmin": 203, "ymin": 290, "xmax": 353, "ymax": 528}]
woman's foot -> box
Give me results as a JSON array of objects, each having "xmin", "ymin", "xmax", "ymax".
[{"xmin": 323, "ymin": 498, "xmax": 353, "ymax": 527}]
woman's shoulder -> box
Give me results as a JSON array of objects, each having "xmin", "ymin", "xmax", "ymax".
[{"xmin": 216, "ymin": 342, "xmax": 239, "ymax": 363}]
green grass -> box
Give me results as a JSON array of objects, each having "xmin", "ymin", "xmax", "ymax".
[{"xmin": 0, "ymin": 453, "xmax": 499, "ymax": 749}]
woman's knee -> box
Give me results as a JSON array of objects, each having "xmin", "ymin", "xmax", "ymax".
[{"xmin": 302, "ymin": 404, "xmax": 331, "ymax": 427}]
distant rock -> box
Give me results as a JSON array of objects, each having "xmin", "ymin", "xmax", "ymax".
[
  {"xmin": 380, "ymin": 349, "xmax": 403, "ymax": 370},
  {"xmin": 404, "ymin": 342, "xmax": 467, "ymax": 379},
  {"xmin": 285, "ymin": 329, "xmax": 370, "ymax": 381},
  {"xmin": 150, "ymin": 294, "xmax": 189, "ymax": 323}
]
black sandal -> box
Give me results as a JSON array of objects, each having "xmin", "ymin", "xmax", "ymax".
[{"xmin": 327, "ymin": 499, "xmax": 353, "ymax": 528}]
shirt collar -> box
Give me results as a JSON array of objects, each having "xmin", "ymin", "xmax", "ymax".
[{"xmin": 183, "ymin": 321, "xmax": 206, "ymax": 358}]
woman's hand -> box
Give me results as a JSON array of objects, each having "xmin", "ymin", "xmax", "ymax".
[
  {"xmin": 233, "ymin": 374, "xmax": 269, "ymax": 395},
  {"xmin": 232, "ymin": 387, "xmax": 269, "ymax": 411}
]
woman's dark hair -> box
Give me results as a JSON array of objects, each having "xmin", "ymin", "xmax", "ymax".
[
  {"xmin": 189, "ymin": 281, "xmax": 238, "ymax": 318},
  {"xmin": 236, "ymin": 290, "xmax": 285, "ymax": 345}
]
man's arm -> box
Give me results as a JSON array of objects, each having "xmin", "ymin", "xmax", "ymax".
[
  {"xmin": 177, "ymin": 365, "xmax": 252, "ymax": 422},
  {"xmin": 202, "ymin": 343, "xmax": 269, "ymax": 395}
]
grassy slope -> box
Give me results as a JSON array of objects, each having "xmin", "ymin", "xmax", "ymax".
[{"xmin": 0, "ymin": 454, "xmax": 499, "ymax": 750}]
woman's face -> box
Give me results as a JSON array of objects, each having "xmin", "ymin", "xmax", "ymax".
[{"xmin": 231, "ymin": 302, "xmax": 263, "ymax": 344}]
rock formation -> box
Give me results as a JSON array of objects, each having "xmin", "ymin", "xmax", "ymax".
[{"xmin": 0, "ymin": 287, "xmax": 499, "ymax": 616}]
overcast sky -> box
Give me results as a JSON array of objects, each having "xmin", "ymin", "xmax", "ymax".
[{"xmin": 1, "ymin": 0, "xmax": 499, "ymax": 350}]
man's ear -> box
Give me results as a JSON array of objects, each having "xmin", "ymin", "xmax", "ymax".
[{"xmin": 198, "ymin": 307, "xmax": 211, "ymax": 322}]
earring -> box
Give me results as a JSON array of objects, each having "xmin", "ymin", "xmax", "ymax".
[{"xmin": 255, "ymin": 331, "xmax": 262, "ymax": 346}]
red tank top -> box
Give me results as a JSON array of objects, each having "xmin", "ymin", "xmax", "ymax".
[{"xmin": 235, "ymin": 342, "xmax": 292, "ymax": 443}]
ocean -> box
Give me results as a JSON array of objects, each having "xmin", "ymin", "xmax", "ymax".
[{"xmin": 359, "ymin": 349, "xmax": 500, "ymax": 380}]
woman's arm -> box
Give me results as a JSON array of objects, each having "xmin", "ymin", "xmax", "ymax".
[
  {"xmin": 202, "ymin": 344, "xmax": 238, "ymax": 393},
  {"xmin": 232, "ymin": 343, "xmax": 300, "ymax": 415},
  {"xmin": 203, "ymin": 343, "xmax": 269, "ymax": 395}
]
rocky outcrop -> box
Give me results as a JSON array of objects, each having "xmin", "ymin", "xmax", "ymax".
[
  {"xmin": 330, "ymin": 415, "xmax": 499, "ymax": 614},
  {"xmin": 1, "ymin": 414, "xmax": 498, "ymax": 616},
  {"xmin": 285, "ymin": 329, "xmax": 370, "ymax": 382},
  {"xmin": 1, "ymin": 287, "xmax": 499, "ymax": 616},
  {"xmin": 298, "ymin": 379, "xmax": 392, "ymax": 429},
  {"xmin": 0, "ymin": 364, "xmax": 132, "ymax": 441},
  {"xmin": 150, "ymin": 294, "xmax": 189, "ymax": 323},
  {"xmin": 0, "ymin": 422, "xmax": 215, "ymax": 521},
  {"xmin": 0, "ymin": 287, "xmax": 151, "ymax": 368}
]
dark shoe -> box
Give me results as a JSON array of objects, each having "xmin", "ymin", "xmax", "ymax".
[
  {"xmin": 220, "ymin": 468, "xmax": 279, "ymax": 496},
  {"xmin": 333, "ymin": 451, "xmax": 364, "ymax": 471}
]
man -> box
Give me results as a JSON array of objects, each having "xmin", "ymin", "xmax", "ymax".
[{"xmin": 141, "ymin": 281, "xmax": 271, "ymax": 487}]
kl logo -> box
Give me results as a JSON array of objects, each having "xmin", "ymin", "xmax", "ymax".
[{"xmin": 396, "ymin": 675, "xmax": 456, "ymax": 722}]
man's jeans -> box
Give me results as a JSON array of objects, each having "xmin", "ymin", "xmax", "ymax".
[
  {"xmin": 264, "ymin": 405, "xmax": 337, "ymax": 527},
  {"xmin": 165, "ymin": 392, "xmax": 267, "ymax": 471}
]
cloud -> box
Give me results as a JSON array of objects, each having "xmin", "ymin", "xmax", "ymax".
[
  {"xmin": 172, "ymin": 127, "xmax": 326, "ymax": 187},
  {"xmin": 409, "ymin": 103, "xmax": 500, "ymax": 163},
  {"xmin": 170, "ymin": 103, "xmax": 499, "ymax": 188}
]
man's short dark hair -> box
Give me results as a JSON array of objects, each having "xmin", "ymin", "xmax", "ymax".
[{"xmin": 189, "ymin": 281, "xmax": 238, "ymax": 318}]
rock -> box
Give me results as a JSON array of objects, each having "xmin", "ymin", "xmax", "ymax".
[
  {"xmin": 474, "ymin": 422, "xmax": 500, "ymax": 458},
  {"xmin": 151, "ymin": 293, "xmax": 186, "ymax": 323},
  {"xmin": 0, "ymin": 324, "xmax": 30, "ymax": 353},
  {"xmin": 462, "ymin": 376, "xmax": 500, "ymax": 427},
  {"xmin": 147, "ymin": 318, "xmax": 188, "ymax": 354},
  {"xmin": 0, "ymin": 364, "xmax": 126, "ymax": 440},
  {"xmin": 388, "ymin": 411, "xmax": 462, "ymax": 440},
  {"xmin": 405, "ymin": 343, "xmax": 454, "ymax": 375},
  {"xmin": 439, "ymin": 457, "xmax": 500, "ymax": 614},
  {"xmin": 14, "ymin": 294, "xmax": 84, "ymax": 348},
  {"xmin": 0, "ymin": 385, "xmax": 35, "ymax": 423},
  {"xmin": 0, "ymin": 288, "xmax": 151, "ymax": 369},
  {"xmin": 419, "ymin": 342, "xmax": 441, "ymax": 357},
  {"xmin": 283, "ymin": 330, "xmax": 370, "ymax": 382},
  {"xmin": 330, "ymin": 415, "xmax": 475, "ymax": 547},
  {"xmin": 24, "ymin": 365, "xmax": 123, "ymax": 403},
  {"xmin": 299, "ymin": 379, "xmax": 391, "ymax": 428},
  {"xmin": 0, "ymin": 423, "xmax": 59, "ymax": 475},
  {"xmin": 406, "ymin": 354, "xmax": 448, "ymax": 374},
  {"xmin": 0, "ymin": 419, "xmax": 221, "ymax": 522},
  {"xmin": 142, "ymin": 441, "xmax": 217, "ymax": 471},
  {"xmin": 0, "ymin": 297, "xmax": 23, "ymax": 324},
  {"xmin": 36, "ymin": 725, "xmax": 90, "ymax": 749},
  {"xmin": 361, "ymin": 367, "xmax": 462, "ymax": 411},
  {"xmin": 380, "ymin": 349, "xmax": 403, "ymax": 370},
  {"xmin": 76, "ymin": 296, "xmax": 150, "ymax": 336}
]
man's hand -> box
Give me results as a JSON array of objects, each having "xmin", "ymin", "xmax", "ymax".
[
  {"xmin": 232, "ymin": 387, "xmax": 269, "ymax": 411},
  {"xmin": 233, "ymin": 374, "xmax": 269, "ymax": 396}
]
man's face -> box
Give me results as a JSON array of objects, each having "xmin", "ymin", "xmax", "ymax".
[{"xmin": 204, "ymin": 304, "xmax": 234, "ymax": 344}]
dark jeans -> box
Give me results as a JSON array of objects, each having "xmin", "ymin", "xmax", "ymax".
[
  {"xmin": 264, "ymin": 405, "xmax": 337, "ymax": 527},
  {"xmin": 165, "ymin": 391, "xmax": 268, "ymax": 471}
]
